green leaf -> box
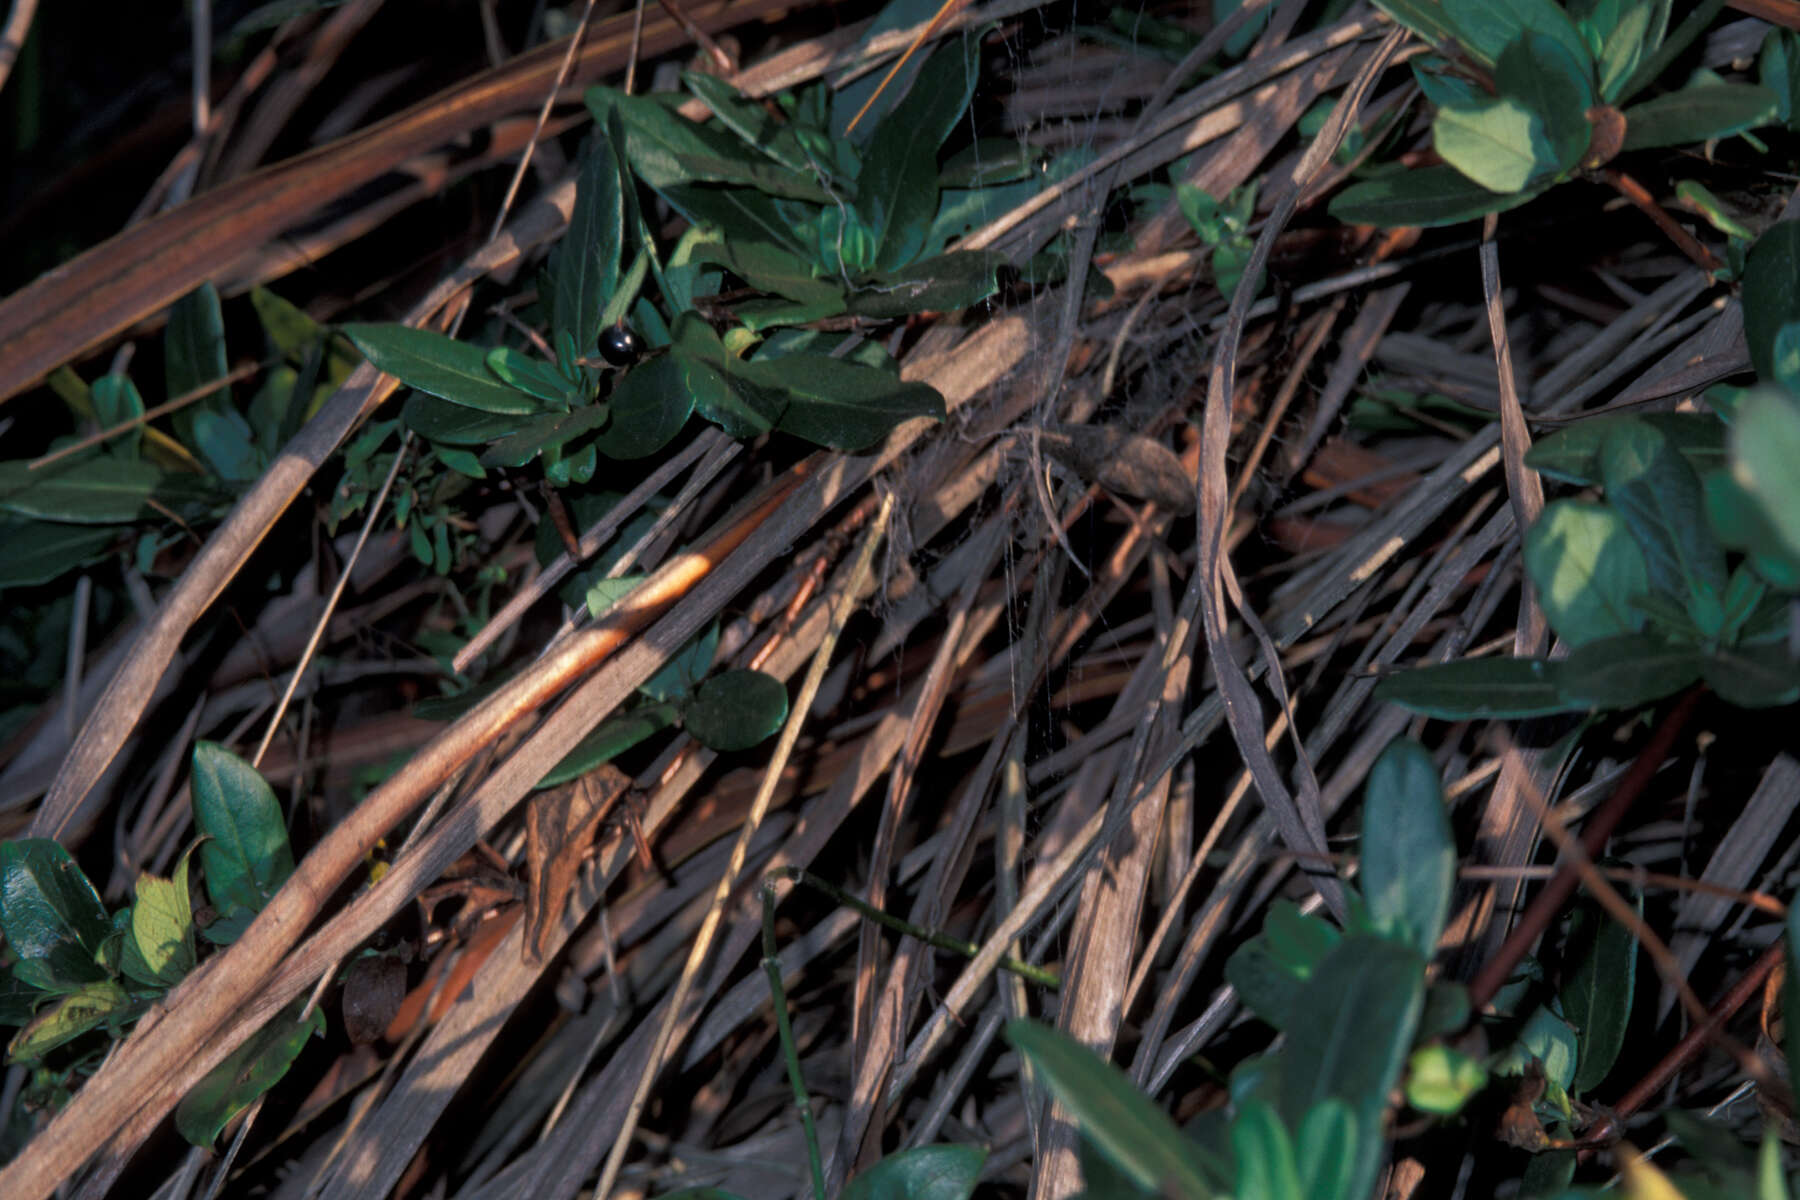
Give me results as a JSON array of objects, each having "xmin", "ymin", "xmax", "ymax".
[
  {"xmin": 641, "ymin": 623, "xmax": 720, "ymax": 702},
  {"xmin": 534, "ymin": 705, "xmax": 677, "ymax": 790},
  {"xmin": 1232, "ymin": 1099, "xmax": 1303, "ymax": 1200},
  {"xmin": 855, "ymin": 36, "xmax": 979, "ymax": 273},
  {"xmin": 1519, "ymin": 1146, "xmax": 1577, "ymax": 1198},
  {"xmin": 1376, "ymin": 654, "xmax": 1575, "ymax": 719},
  {"xmin": 1761, "ymin": 27, "xmax": 1800, "ymax": 127},
  {"xmin": 1370, "ymin": 1, "xmax": 1468, "ymax": 59},
  {"xmin": 938, "ymin": 139, "xmax": 1041, "ymax": 188},
  {"xmin": 92, "ymin": 373, "xmax": 145, "ymax": 461},
  {"xmin": 1524, "ymin": 500, "xmax": 1650, "ymax": 645},
  {"xmin": 1554, "ymin": 632, "xmax": 1702, "ymax": 710},
  {"xmin": 6, "ymin": 980, "xmax": 130, "ymax": 1063},
  {"xmin": 175, "ymin": 999, "xmax": 325, "ymax": 1147},
  {"xmin": 0, "ymin": 457, "xmax": 165, "ymax": 524},
  {"xmin": 1005, "ymin": 1020, "xmax": 1217, "ymax": 1198},
  {"xmin": 668, "ymin": 315, "xmax": 782, "ymax": 439},
  {"xmin": 1704, "ymin": 466, "xmax": 1800, "ymax": 590},
  {"xmin": 343, "ymin": 324, "xmax": 538, "ymax": 415},
  {"xmin": 690, "ymin": 240, "xmax": 843, "ymax": 309},
  {"xmin": 1495, "ymin": 32, "xmax": 1598, "ymax": 176},
  {"xmin": 1493, "ymin": 1003, "xmax": 1578, "ymax": 1097},
  {"xmin": 1621, "ymin": 83, "xmax": 1778, "ymax": 151},
  {"xmin": 683, "ymin": 72, "xmax": 820, "ymax": 178},
  {"xmin": 165, "ymin": 282, "xmax": 229, "ymax": 444},
  {"xmin": 200, "ymin": 906, "xmax": 256, "ymax": 947},
  {"xmin": 485, "ymin": 348, "xmax": 580, "ymax": 409},
  {"xmin": 846, "ymin": 249, "xmax": 1011, "ymax": 319},
  {"xmin": 1294, "ymin": 1099, "xmax": 1357, "ymax": 1200},
  {"xmin": 1226, "ymin": 940, "xmax": 1305, "ymax": 1033},
  {"xmin": 191, "ymin": 742, "xmax": 295, "ymax": 918},
  {"xmin": 551, "ymin": 133, "xmax": 625, "ymax": 356},
  {"xmin": 1744, "ymin": 223, "xmax": 1800, "ymax": 387},
  {"xmin": 1433, "ymin": 95, "xmax": 1546, "ymax": 193},
  {"xmin": 0, "ymin": 968, "xmax": 39, "ymax": 1027},
  {"xmin": 741, "ymin": 353, "xmax": 946, "ymax": 451},
  {"xmin": 121, "ymin": 851, "xmax": 196, "ymax": 989},
  {"xmin": 1525, "ymin": 412, "xmax": 1728, "ymax": 486},
  {"xmin": 1277, "ymin": 936, "xmax": 1425, "ymax": 1200},
  {"xmin": 1360, "ymin": 738, "xmax": 1454, "ymax": 959},
  {"xmin": 1734, "ymin": 389, "xmax": 1800, "ymax": 569},
  {"xmin": 1702, "ymin": 647, "xmax": 1800, "ymax": 708},
  {"xmin": 0, "ymin": 522, "xmax": 117, "ymax": 588},
  {"xmin": 478, "ymin": 407, "xmax": 611, "ymax": 469},
  {"xmin": 1443, "ymin": 0, "xmax": 1592, "ymax": 71},
  {"xmin": 1600, "ymin": 420, "xmax": 1727, "ymax": 609},
  {"xmin": 661, "ymin": 183, "xmax": 814, "ymax": 257},
  {"xmin": 192, "ymin": 408, "xmax": 261, "ymax": 484},
  {"xmin": 1328, "ymin": 165, "xmax": 1546, "ymax": 228},
  {"xmin": 1404, "ymin": 1045, "xmax": 1488, "ymax": 1115},
  {"xmin": 683, "ymin": 669, "xmax": 788, "ymax": 752},
  {"xmin": 842, "ymin": 1143, "xmax": 986, "ymax": 1200},
  {"xmin": 400, "ymin": 391, "xmax": 523, "ymax": 445},
  {"xmin": 1561, "ymin": 899, "xmax": 1637, "ymax": 1094},
  {"xmin": 829, "ymin": 0, "xmax": 953, "ymax": 138},
  {"xmin": 0, "ymin": 839, "xmax": 111, "ymax": 992},
  {"xmin": 1597, "ymin": 0, "xmax": 1654, "ymax": 102},
  {"xmin": 249, "ymin": 285, "xmax": 327, "ymax": 364},
  {"xmin": 587, "ymin": 86, "xmax": 832, "ymax": 203},
  {"xmin": 593, "ymin": 355, "xmax": 699, "ymax": 459}
]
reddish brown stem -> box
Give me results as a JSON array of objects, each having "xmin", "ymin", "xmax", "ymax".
[
  {"xmin": 1579, "ymin": 939, "xmax": 1784, "ymax": 1152},
  {"xmin": 1467, "ymin": 687, "xmax": 1704, "ymax": 1011},
  {"xmin": 1599, "ymin": 168, "xmax": 1722, "ymax": 273}
]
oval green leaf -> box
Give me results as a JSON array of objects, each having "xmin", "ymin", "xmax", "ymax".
[
  {"xmin": 1600, "ymin": 420, "xmax": 1727, "ymax": 609},
  {"xmin": 0, "ymin": 839, "xmax": 111, "ymax": 991},
  {"xmin": 1277, "ymin": 936, "xmax": 1425, "ymax": 1200},
  {"xmin": 1743, "ymin": 221, "xmax": 1800, "ymax": 385},
  {"xmin": 1554, "ymin": 632, "xmax": 1702, "ymax": 710},
  {"xmin": 1231, "ymin": 1099, "xmax": 1303, "ymax": 1200},
  {"xmin": 1360, "ymin": 738, "xmax": 1454, "ymax": 959},
  {"xmin": 1524, "ymin": 500, "xmax": 1649, "ymax": 646},
  {"xmin": 191, "ymin": 741, "xmax": 295, "ymax": 918},
  {"xmin": 1561, "ymin": 900, "xmax": 1637, "ymax": 1094},
  {"xmin": 175, "ymin": 999, "xmax": 325, "ymax": 1147},
  {"xmin": 842, "ymin": 1143, "xmax": 986, "ymax": 1200},
  {"xmin": 684, "ymin": 669, "xmax": 789, "ymax": 752},
  {"xmin": 594, "ymin": 355, "xmax": 699, "ymax": 459}
]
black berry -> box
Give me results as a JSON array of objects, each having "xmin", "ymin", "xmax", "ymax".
[{"xmin": 598, "ymin": 323, "xmax": 645, "ymax": 367}]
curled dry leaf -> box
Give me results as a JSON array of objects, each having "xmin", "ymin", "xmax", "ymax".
[
  {"xmin": 524, "ymin": 765, "xmax": 632, "ymax": 964},
  {"xmin": 1583, "ymin": 105, "xmax": 1628, "ymax": 169},
  {"xmin": 1035, "ymin": 423, "xmax": 1196, "ymax": 514}
]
